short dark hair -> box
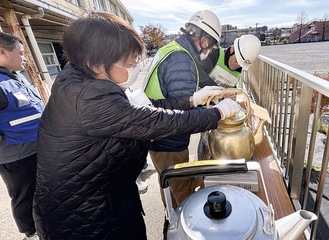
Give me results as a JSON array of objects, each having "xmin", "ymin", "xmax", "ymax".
[
  {"xmin": 0, "ymin": 32, "xmax": 23, "ymax": 51},
  {"xmin": 62, "ymin": 11, "xmax": 144, "ymax": 76}
]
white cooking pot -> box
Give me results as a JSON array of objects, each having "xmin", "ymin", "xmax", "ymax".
[{"xmin": 160, "ymin": 159, "xmax": 317, "ymax": 240}]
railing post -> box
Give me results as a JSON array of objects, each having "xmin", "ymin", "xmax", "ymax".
[
  {"xmin": 248, "ymin": 55, "xmax": 329, "ymax": 240},
  {"xmin": 288, "ymin": 83, "xmax": 313, "ymax": 200},
  {"xmin": 311, "ymin": 128, "xmax": 329, "ymax": 240}
]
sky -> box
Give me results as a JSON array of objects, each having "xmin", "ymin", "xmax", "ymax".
[{"xmin": 119, "ymin": 0, "xmax": 328, "ymax": 34}]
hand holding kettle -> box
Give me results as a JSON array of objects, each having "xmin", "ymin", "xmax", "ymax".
[
  {"xmin": 213, "ymin": 98, "xmax": 241, "ymax": 119},
  {"xmin": 191, "ymin": 86, "xmax": 224, "ymax": 107}
]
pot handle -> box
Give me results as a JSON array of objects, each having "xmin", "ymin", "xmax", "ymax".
[
  {"xmin": 206, "ymin": 88, "xmax": 251, "ymax": 122},
  {"xmin": 160, "ymin": 159, "xmax": 247, "ymax": 189}
]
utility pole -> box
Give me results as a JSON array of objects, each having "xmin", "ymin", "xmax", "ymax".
[{"xmin": 255, "ymin": 23, "xmax": 259, "ymax": 38}]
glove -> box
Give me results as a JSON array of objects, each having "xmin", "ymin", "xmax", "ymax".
[
  {"xmin": 192, "ymin": 86, "xmax": 224, "ymax": 107},
  {"xmin": 213, "ymin": 98, "xmax": 241, "ymax": 119}
]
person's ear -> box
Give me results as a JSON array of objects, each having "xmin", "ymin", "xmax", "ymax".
[
  {"xmin": 90, "ymin": 64, "xmax": 106, "ymax": 77},
  {"xmin": 229, "ymin": 45, "xmax": 235, "ymax": 55},
  {"xmin": 0, "ymin": 47, "xmax": 7, "ymax": 56},
  {"xmin": 200, "ymin": 36, "xmax": 209, "ymax": 49},
  {"xmin": 230, "ymin": 45, "xmax": 234, "ymax": 50}
]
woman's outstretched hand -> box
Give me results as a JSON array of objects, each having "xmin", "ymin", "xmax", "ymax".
[{"xmin": 213, "ymin": 98, "xmax": 241, "ymax": 119}]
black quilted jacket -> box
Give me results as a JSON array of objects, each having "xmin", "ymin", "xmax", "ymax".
[{"xmin": 33, "ymin": 64, "xmax": 220, "ymax": 239}]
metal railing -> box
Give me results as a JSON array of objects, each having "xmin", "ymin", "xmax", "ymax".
[{"xmin": 241, "ymin": 55, "xmax": 329, "ymax": 240}]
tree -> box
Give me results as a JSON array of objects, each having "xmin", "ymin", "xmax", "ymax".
[
  {"xmin": 272, "ymin": 27, "xmax": 281, "ymax": 44},
  {"xmin": 321, "ymin": 13, "xmax": 328, "ymax": 41},
  {"xmin": 259, "ymin": 33, "xmax": 266, "ymax": 42},
  {"xmin": 139, "ymin": 23, "xmax": 166, "ymax": 51},
  {"xmin": 296, "ymin": 11, "xmax": 309, "ymax": 43}
]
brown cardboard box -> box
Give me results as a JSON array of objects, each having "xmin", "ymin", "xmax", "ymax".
[{"xmin": 250, "ymin": 102, "xmax": 272, "ymax": 124}]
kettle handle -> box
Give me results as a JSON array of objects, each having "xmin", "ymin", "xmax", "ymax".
[
  {"xmin": 160, "ymin": 159, "xmax": 247, "ymax": 189},
  {"xmin": 206, "ymin": 88, "xmax": 251, "ymax": 122}
]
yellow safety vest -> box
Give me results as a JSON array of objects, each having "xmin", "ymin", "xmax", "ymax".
[
  {"xmin": 209, "ymin": 48, "xmax": 240, "ymax": 87},
  {"xmin": 143, "ymin": 41, "xmax": 199, "ymax": 100}
]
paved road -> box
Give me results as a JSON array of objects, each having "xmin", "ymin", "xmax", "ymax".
[
  {"xmin": 0, "ymin": 178, "xmax": 23, "ymax": 240},
  {"xmin": 260, "ymin": 41, "xmax": 329, "ymax": 74}
]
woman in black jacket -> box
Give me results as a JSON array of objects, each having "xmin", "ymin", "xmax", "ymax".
[{"xmin": 33, "ymin": 11, "xmax": 240, "ymax": 240}]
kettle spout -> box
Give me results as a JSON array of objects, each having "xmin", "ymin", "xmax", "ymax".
[
  {"xmin": 253, "ymin": 119, "xmax": 266, "ymax": 145},
  {"xmin": 275, "ymin": 210, "xmax": 317, "ymax": 240}
]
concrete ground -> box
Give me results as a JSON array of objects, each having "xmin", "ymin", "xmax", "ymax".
[{"xmin": 0, "ymin": 178, "xmax": 24, "ymax": 240}]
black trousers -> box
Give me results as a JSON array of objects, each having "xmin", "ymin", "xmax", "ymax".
[{"xmin": 0, "ymin": 154, "xmax": 37, "ymax": 236}]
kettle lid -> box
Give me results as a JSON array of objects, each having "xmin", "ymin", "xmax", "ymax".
[
  {"xmin": 220, "ymin": 111, "xmax": 246, "ymax": 125},
  {"xmin": 179, "ymin": 185, "xmax": 269, "ymax": 240}
]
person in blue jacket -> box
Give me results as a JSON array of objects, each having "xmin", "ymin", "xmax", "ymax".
[{"xmin": 0, "ymin": 32, "xmax": 44, "ymax": 240}]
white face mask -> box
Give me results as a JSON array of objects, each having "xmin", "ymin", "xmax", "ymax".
[
  {"xmin": 200, "ymin": 49, "xmax": 210, "ymax": 61},
  {"xmin": 101, "ymin": 64, "xmax": 140, "ymax": 90},
  {"xmin": 115, "ymin": 64, "xmax": 140, "ymax": 90}
]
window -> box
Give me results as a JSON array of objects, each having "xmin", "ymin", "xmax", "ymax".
[
  {"xmin": 66, "ymin": 0, "xmax": 80, "ymax": 6},
  {"xmin": 118, "ymin": 10, "xmax": 124, "ymax": 19},
  {"xmin": 93, "ymin": 0, "xmax": 105, "ymax": 10},
  {"xmin": 37, "ymin": 42, "xmax": 61, "ymax": 77},
  {"xmin": 109, "ymin": 1, "xmax": 117, "ymax": 14}
]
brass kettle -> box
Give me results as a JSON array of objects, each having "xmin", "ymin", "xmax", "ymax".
[{"xmin": 207, "ymin": 89, "xmax": 267, "ymax": 160}]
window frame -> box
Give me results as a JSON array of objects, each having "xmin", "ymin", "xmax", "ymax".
[{"xmin": 37, "ymin": 41, "xmax": 61, "ymax": 78}]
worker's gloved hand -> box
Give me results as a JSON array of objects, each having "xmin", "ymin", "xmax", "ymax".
[
  {"xmin": 213, "ymin": 98, "xmax": 241, "ymax": 119},
  {"xmin": 192, "ymin": 86, "xmax": 224, "ymax": 107}
]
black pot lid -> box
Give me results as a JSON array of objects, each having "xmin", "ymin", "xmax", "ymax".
[{"xmin": 179, "ymin": 185, "xmax": 267, "ymax": 240}]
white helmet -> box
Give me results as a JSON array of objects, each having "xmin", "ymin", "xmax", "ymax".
[
  {"xmin": 234, "ymin": 34, "xmax": 261, "ymax": 69},
  {"xmin": 186, "ymin": 10, "xmax": 221, "ymax": 43}
]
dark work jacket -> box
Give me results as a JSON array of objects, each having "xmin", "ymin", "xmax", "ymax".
[
  {"xmin": 199, "ymin": 47, "xmax": 242, "ymax": 88},
  {"xmin": 150, "ymin": 34, "xmax": 214, "ymax": 152},
  {"xmin": 33, "ymin": 63, "xmax": 220, "ymax": 239}
]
